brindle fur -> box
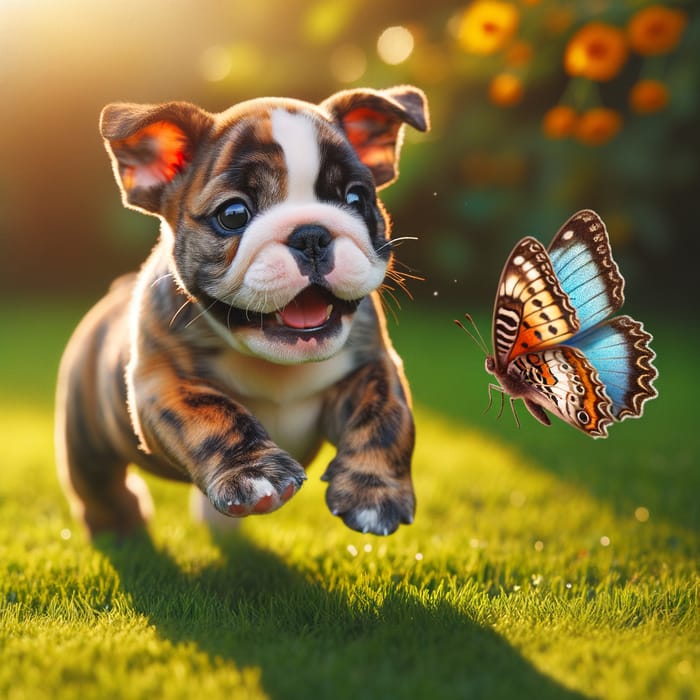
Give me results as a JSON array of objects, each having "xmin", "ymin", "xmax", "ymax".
[{"xmin": 55, "ymin": 87, "xmax": 428, "ymax": 537}]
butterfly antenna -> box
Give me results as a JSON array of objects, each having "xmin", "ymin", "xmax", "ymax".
[{"xmin": 454, "ymin": 313, "xmax": 489, "ymax": 355}]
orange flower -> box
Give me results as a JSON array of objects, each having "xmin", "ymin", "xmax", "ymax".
[
  {"xmin": 574, "ymin": 108, "xmax": 622, "ymax": 146},
  {"xmin": 458, "ymin": 1, "xmax": 519, "ymax": 55},
  {"xmin": 628, "ymin": 5, "xmax": 687, "ymax": 55},
  {"xmin": 564, "ymin": 22, "xmax": 628, "ymax": 82},
  {"xmin": 542, "ymin": 105, "xmax": 578, "ymax": 139},
  {"xmin": 489, "ymin": 73, "xmax": 524, "ymax": 106},
  {"xmin": 629, "ymin": 79, "xmax": 669, "ymax": 114}
]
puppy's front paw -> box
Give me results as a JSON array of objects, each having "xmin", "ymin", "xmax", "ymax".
[
  {"xmin": 321, "ymin": 457, "xmax": 415, "ymax": 536},
  {"xmin": 205, "ymin": 448, "xmax": 306, "ymax": 518}
]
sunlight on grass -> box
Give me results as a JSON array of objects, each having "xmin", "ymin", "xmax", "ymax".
[
  {"xmin": 1, "ymin": 397, "xmax": 697, "ymax": 700},
  {"xmin": 0, "ymin": 304, "xmax": 697, "ymax": 700}
]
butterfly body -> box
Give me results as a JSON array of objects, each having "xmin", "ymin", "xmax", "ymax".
[{"xmin": 480, "ymin": 210, "xmax": 657, "ymax": 438}]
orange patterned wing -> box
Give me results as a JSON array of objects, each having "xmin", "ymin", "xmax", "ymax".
[
  {"xmin": 492, "ymin": 237, "xmax": 580, "ymax": 371},
  {"xmin": 508, "ymin": 346, "xmax": 614, "ymax": 438}
]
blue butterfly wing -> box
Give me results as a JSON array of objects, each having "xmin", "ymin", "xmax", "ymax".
[
  {"xmin": 547, "ymin": 210, "xmax": 625, "ymax": 333},
  {"xmin": 566, "ymin": 315, "xmax": 658, "ymax": 420}
]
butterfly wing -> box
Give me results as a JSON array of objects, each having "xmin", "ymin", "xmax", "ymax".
[
  {"xmin": 566, "ymin": 315, "xmax": 658, "ymax": 420},
  {"xmin": 492, "ymin": 236, "xmax": 580, "ymax": 371},
  {"xmin": 508, "ymin": 346, "xmax": 614, "ymax": 438},
  {"xmin": 487, "ymin": 210, "xmax": 657, "ymax": 437},
  {"xmin": 547, "ymin": 210, "xmax": 625, "ymax": 333}
]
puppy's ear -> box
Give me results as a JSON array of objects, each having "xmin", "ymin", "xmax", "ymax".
[
  {"xmin": 322, "ymin": 85, "xmax": 429, "ymax": 189},
  {"xmin": 100, "ymin": 102, "xmax": 213, "ymax": 215}
]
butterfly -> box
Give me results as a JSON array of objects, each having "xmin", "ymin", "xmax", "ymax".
[{"xmin": 457, "ymin": 209, "xmax": 658, "ymax": 438}]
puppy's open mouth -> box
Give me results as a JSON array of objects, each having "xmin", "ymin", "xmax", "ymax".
[
  {"xmin": 274, "ymin": 286, "xmax": 345, "ymax": 331},
  {"xmin": 202, "ymin": 285, "xmax": 361, "ymax": 340}
]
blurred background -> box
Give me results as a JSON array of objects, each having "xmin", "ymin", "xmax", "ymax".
[{"xmin": 1, "ymin": 0, "xmax": 698, "ymax": 312}]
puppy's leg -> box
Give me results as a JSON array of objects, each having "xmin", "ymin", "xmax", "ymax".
[
  {"xmin": 321, "ymin": 358, "xmax": 416, "ymax": 536},
  {"xmin": 55, "ymin": 400, "xmax": 153, "ymax": 537},
  {"xmin": 131, "ymin": 374, "xmax": 307, "ymax": 519},
  {"xmin": 55, "ymin": 293, "xmax": 155, "ymax": 537}
]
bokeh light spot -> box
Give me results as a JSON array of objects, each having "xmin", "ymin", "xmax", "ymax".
[
  {"xmin": 199, "ymin": 45, "xmax": 232, "ymax": 82},
  {"xmin": 635, "ymin": 506, "xmax": 650, "ymax": 522},
  {"xmin": 377, "ymin": 26, "xmax": 414, "ymax": 65},
  {"xmin": 329, "ymin": 44, "xmax": 367, "ymax": 83},
  {"xmin": 305, "ymin": 0, "xmax": 353, "ymax": 44}
]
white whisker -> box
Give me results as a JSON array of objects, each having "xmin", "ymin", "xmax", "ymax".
[
  {"xmin": 376, "ymin": 236, "xmax": 418, "ymax": 255},
  {"xmin": 169, "ymin": 298, "xmax": 192, "ymax": 327},
  {"xmin": 151, "ymin": 273, "xmax": 174, "ymax": 288},
  {"xmin": 184, "ymin": 297, "xmax": 218, "ymax": 329}
]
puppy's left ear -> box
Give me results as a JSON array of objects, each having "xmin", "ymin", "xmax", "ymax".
[
  {"xmin": 100, "ymin": 102, "xmax": 213, "ymax": 215},
  {"xmin": 322, "ymin": 85, "xmax": 429, "ymax": 189}
]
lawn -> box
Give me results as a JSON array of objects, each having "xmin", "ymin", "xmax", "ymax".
[{"xmin": 1, "ymin": 300, "xmax": 697, "ymax": 700}]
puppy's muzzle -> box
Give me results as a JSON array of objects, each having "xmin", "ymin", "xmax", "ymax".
[{"xmin": 287, "ymin": 224, "xmax": 334, "ymax": 278}]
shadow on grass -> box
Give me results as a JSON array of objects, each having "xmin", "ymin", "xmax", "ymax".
[{"xmin": 97, "ymin": 531, "xmax": 586, "ymax": 700}]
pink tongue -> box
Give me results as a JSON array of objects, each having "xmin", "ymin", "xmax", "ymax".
[{"xmin": 279, "ymin": 287, "xmax": 331, "ymax": 329}]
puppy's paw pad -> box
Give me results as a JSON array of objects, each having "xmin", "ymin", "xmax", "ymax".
[
  {"xmin": 209, "ymin": 462, "xmax": 306, "ymax": 518},
  {"xmin": 190, "ymin": 487, "xmax": 242, "ymax": 531}
]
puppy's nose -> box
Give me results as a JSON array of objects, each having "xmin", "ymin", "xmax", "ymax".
[{"xmin": 287, "ymin": 224, "xmax": 332, "ymax": 258}]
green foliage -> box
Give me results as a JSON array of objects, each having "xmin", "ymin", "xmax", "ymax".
[{"xmin": 1, "ymin": 304, "xmax": 698, "ymax": 699}]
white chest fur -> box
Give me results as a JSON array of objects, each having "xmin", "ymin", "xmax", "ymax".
[{"xmin": 209, "ymin": 346, "xmax": 354, "ymax": 462}]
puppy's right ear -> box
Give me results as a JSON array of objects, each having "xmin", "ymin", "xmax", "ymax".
[{"xmin": 100, "ymin": 102, "xmax": 213, "ymax": 215}]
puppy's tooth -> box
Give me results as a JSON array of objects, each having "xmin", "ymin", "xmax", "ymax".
[
  {"xmin": 275, "ymin": 312, "xmax": 284, "ymax": 325},
  {"xmin": 325, "ymin": 304, "xmax": 333, "ymax": 321}
]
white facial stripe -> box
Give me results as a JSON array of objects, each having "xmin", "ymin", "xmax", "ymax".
[{"xmin": 270, "ymin": 109, "xmax": 321, "ymax": 203}]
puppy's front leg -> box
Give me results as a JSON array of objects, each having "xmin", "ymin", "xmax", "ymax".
[
  {"xmin": 321, "ymin": 358, "xmax": 416, "ymax": 535},
  {"xmin": 131, "ymin": 370, "xmax": 306, "ymax": 518}
]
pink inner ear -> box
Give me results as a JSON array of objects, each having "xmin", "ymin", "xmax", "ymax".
[
  {"xmin": 342, "ymin": 108, "xmax": 399, "ymax": 169},
  {"xmin": 116, "ymin": 121, "xmax": 190, "ymax": 192}
]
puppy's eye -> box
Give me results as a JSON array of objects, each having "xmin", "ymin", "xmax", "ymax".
[
  {"xmin": 213, "ymin": 199, "xmax": 251, "ymax": 235},
  {"xmin": 345, "ymin": 186, "xmax": 366, "ymax": 208}
]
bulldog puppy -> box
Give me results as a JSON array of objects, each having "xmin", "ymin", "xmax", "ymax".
[{"xmin": 55, "ymin": 86, "xmax": 429, "ymax": 537}]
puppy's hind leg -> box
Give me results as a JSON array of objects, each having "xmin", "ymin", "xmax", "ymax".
[
  {"xmin": 55, "ymin": 426, "xmax": 153, "ymax": 537},
  {"xmin": 55, "ymin": 375, "xmax": 153, "ymax": 538}
]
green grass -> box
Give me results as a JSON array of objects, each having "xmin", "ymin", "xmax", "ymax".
[{"xmin": 1, "ymin": 301, "xmax": 698, "ymax": 700}]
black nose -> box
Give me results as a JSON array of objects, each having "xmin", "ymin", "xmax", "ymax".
[
  {"xmin": 287, "ymin": 224, "xmax": 332, "ymax": 255},
  {"xmin": 287, "ymin": 224, "xmax": 334, "ymax": 277}
]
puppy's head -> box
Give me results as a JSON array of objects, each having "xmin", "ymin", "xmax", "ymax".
[{"xmin": 101, "ymin": 87, "xmax": 429, "ymax": 363}]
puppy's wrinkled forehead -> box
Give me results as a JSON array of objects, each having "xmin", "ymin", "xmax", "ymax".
[{"xmin": 203, "ymin": 104, "xmax": 367, "ymax": 211}]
